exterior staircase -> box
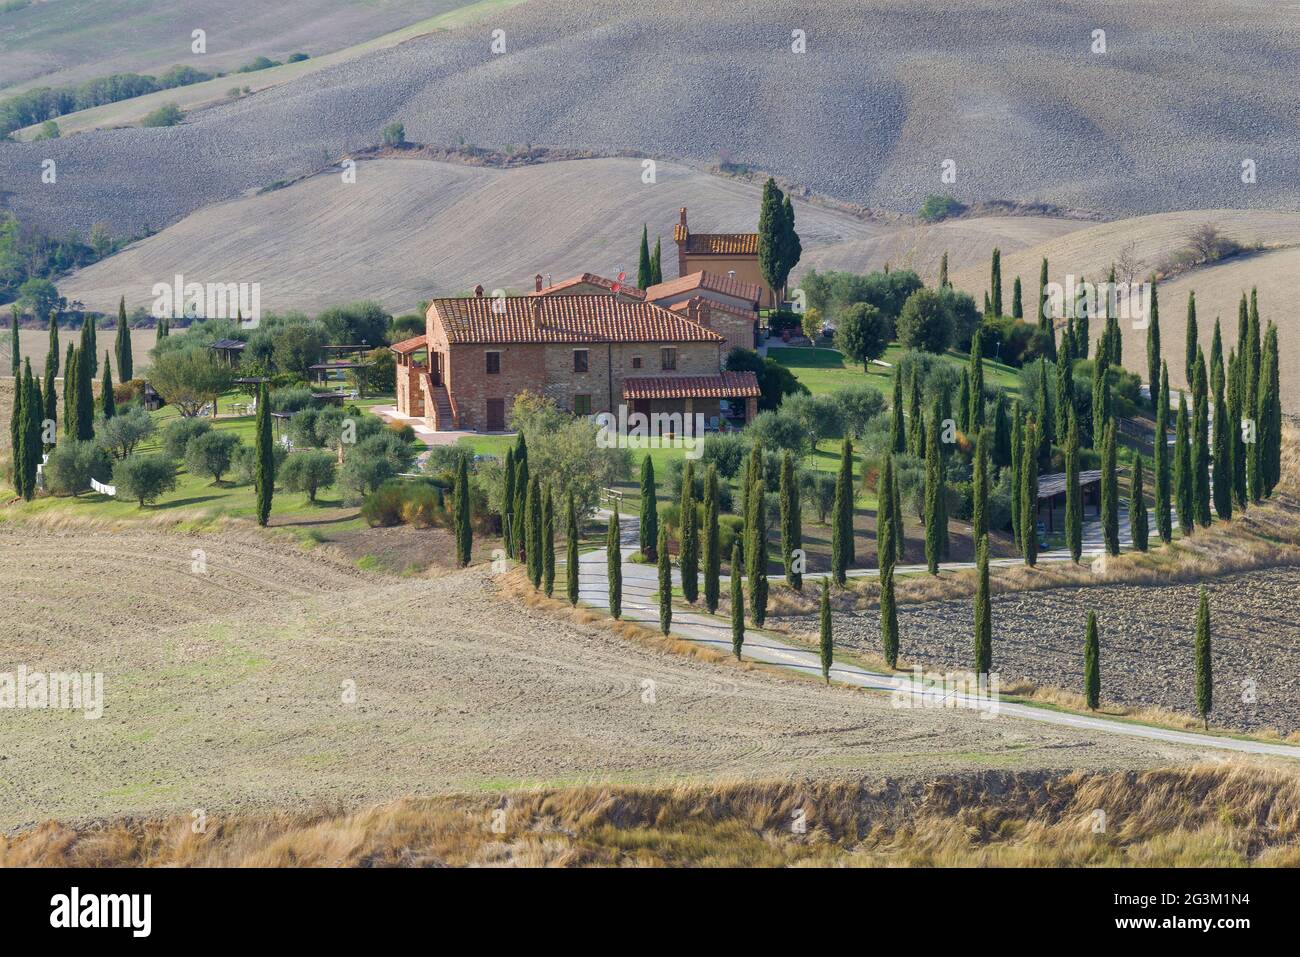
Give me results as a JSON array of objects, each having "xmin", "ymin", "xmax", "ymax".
[{"xmin": 429, "ymin": 382, "xmax": 455, "ymax": 431}]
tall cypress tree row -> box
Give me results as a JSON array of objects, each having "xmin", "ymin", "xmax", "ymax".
[
  {"xmin": 779, "ymin": 451, "xmax": 801, "ymax": 590},
  {"xmin": 254, "ymin": 381, "xmax": 274, "ymax": 526},
  {"xmin": 74, "ymin": 326, "xmax": 94, "ymax": 440},
  {"xmin": 542, "ymin": 486, "xmax": 555, "ymax": 595},
  {"xmin": 1065, "ymin": 409, "xmax": 1082, "ymax": 562},
  {"xmin": 1184, "ymin": 291, "xmax": 1198, "ymax": 387},
  {"xmin": 1146, "ymin": 279, "xmax": 1160, "ymax": 411},
  {"xmin": 455, "ymin": 453, "xmax": 472, "ymax": 568},
  {"xmin": 20, "ymin": 364, "xmax": 42, "ymax": 500},
  {"xmin": 657, "ymin": 524, "xmax": 672, "ymax": 636},
  {"xmin": 639, "ymin": 456, "xmax": 658, "ymax": 560},
  {"xmin": 1084, "ymin": 611, "xmax": 1100, "ymax": 711},
  {"xmin": 1130, "ymin": 453, "xmax": 1149, "ymax": 551},
  {"xmin": 1209, "ymin": 318, "xmax": 1224, "ymax": 397},
  {"xmin": 969, "ymin": 329, "xmax": 985, "ymax": 433},
  {"xmin": 1212, "ymin": 381, "xmax": 1232, "ymax": 521},
  {"xmin": 990, "ymin": 248, "xmax": 1003, "ymax": 318},
  {"xmin": 924, "ymin": 404, "xmax": 944, "ymax": 575},
  {"xmin": 1192, "ymin": 353, "xmax": 1211, "ymax": 528},
  {"xmin": 10, "ymin": 358, "xmax": 26, "ymax": 497},
  {"xmin": 527, "ymin": 475, "xmax": 543, "ymax": 588},
  {"xmin": 973, "ymin": 534, "xmax": 992, "ymax": 676},
  {"xmin": 1174, "ymin": 392, "xmax": 1194, "ymax": 534},
  {"xmin": 1154, "ymin": 363, "xmax": 1173, "ymax": 543},
  {"xmin": 565, "ymin": 490, "xmax": 579, "ymax": 607},
  {"xmin": 972, "ymin": 428, "xmax": 989, "ymax": 543},
  {"xmin": 512, "ymin": 458, "xmax": 528, "ymax": 562},
  {"xmin": 747, "ymin": 479, "xmax": 768, "ymax": 625},
  {"xmin": 637, "ymin": 224, "xmax": 652, "ymax": 290},
  {"xmin": 1054, "ymin": 350, "xmax": 1072, "ymax": 445},
  {"xmin": 1020, "ymin": 418, "xmax": 1039, "ymax": 566},
  {"xmin": 115, "ymin": 296, "xmax": 133, "ymax": 382},
  {"xmin": 62, "ymin": 346, "xmax": 78, "ymax": 438},
  {"xmin": 831, "ymin": 437, "xmax": 854, "ymax": 584},
  {"xmin": 877, "ymin": 453, "xmax": 899, "ymax": 668},
  {"xmin": 502, "ymin": 447, "xmax": 516, "ymax": 556},
  {"xmin": 1245, "ymin": 288, "xmax": 1261, "ymax": 427},
  {"xmin": 1259, "ymin": 323, "xmax": 1281, "ymax": 497},
  {"xmin": 890, "ymin": 367, "xmax": 906, "ymax": 454},
  {"xmin": 730, "ymin": 543, "xmax": 744, "ymax": 659},
  {"xmin": 679, "ymin": 460, "xmax": 699, "ymax": 603},
  {"xmin": 1100, "ymin": 419, "xmax": 1118, "ymax": 557},
  {"xmin": 1194, "ymin": 586, "xmax": 1212, "ymax": 728},
  {"xmin": 819, "ymin": 579, "xmax": 833, "ymax": 684},
  {"xmin": 1227, "ymin": 349, "xmax": 1247, "ymax": 509},
  {"xmin": 703, "ymin": 465, "xmax": 721, "ymax": 612},
  {"xmin": 607, "ymin": 508, "xmax": 622, "ymax": 620},
  {"xmin": 100, "ymin": 352, "xmax": 116, "ymax": 419},
  {"xmin": 1009, "ymin": 403, "xmax": 1023, "ymax": 544}
]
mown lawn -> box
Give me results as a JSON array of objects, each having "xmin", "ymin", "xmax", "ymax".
[{"xmin": 766, "ymin": 344, "xmax": 1023, "ymax": 398}]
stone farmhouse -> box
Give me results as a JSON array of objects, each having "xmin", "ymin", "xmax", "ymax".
[{"xmin": 673, "ymin": 206, "xmax": 778, "ymax": 307}]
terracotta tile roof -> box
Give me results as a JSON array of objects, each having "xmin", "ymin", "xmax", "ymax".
[
  {"xmin": 389, "ymin": 335, "xmax": 427, "ymax": 354},
  {"xmin": 529, "ymin": 273, "xmax": 646, "ymax": 300},
  {"xmin": 645, "ymin": 270, "xmax": 763, "ymax": 305},
  {"xmin": 428, "ymin": 296, "xmax": 725, "ymax": 345},
  {"xmin": 622, "ymin": 371, "xmax": 761, "ymax": 400},
  {"xmin": 680, "ymin": 232, "xmax": 759, "ymax": 256}
]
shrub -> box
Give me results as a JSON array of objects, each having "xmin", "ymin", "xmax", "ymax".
[
  {"xmin": 161, "ymin": 417, "xmax": 210, "ymax": 459},
  {"xmin": 359, "ymin": 480, "xmax": 443, "ymax": 527},
  {"xmin": 44, "ymin": 439, "xmax": 112, "ymax": 496},
  {"xmin": 96, "ymin": 406, "xmax": 155, "ymax": 459},
  {"xmin": 112, "ymin": 454, "xmax": 178, "ymax": 506},
  {"xmin": 896, "ymin": 288, "xmax": 953, "ymax": 353},
  {"xmin": 280, "ymin": 451, "xmax": 337, "ymax": 502},
  {"xmin": 832, "ymin": 385, "xmax": 886, "ymax": 439},
  {"xmin": 381, "ymin": 122, "xmax": 406, "ymax": 147},
  {"xmin": 399, "ymin": 483, "xmax": 443, "ymax": 527},
  {"xmin": 233, "ymin": 441, "xmax": 287, "ymax": 485},
  {"xmin": 268, "ymin": 385, "xmax": 315, "ymax": 414},
  {"xmin": 918, "ymin": 195, "xmax": 966, "ymax": 222},
  {"xmin": 767, "ymin": 309, "xmax": 801, "ymax": 333},
  {"xmin": 286, "ymin": 408, "xmax": 321, "ymax": 448},
  {"xmin": 184, "ymin": 430, "xmax": 240, "ymax": 483},
  {"xmin": 700, "ymin": 432, "xmax": 746, "ymax": 478},
  {"xmin": 140, "ymin": 102, "xmax": 183, "ymax": 127}
]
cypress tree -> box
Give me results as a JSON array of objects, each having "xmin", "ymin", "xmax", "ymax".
[
  {"xmin": 255, "ymin": 381, "xmax": 274, "ymax": 526},
  {"xmin": 1020, "ymin": 418, "xmax": 1039, "ymax": 566},
  {"xmin": 1012, "ymin": 276, "xmax": 1023, "ymax": 319},
  {"xmin": 657, "ymin": 525, "xmax": 672, "ymax": 636},
  {"xmin": 46, "ymin": 310, "xmax": 59, "ymax": 378},
  {"xmin": 8, "ymin": 306, "xmax": 18, "ymax": 377},
  {"xmin": 1174, "ymin": 392, "xmax": 1193, "ymax": 534},
  {"xmin": 779, "ymin": 451, "xmax": 801, "ymax": 590},
  {"xmin": 74, "ymin": 327, "xmax": 93, "ymax": 441},
  {"xmin": 1100, "ymin": 418, "xmax": 1118, "ymax": 557},
  {"xmin": 527, "ymin": 475, "xmax": 542, "ymax": 588},
  {"xmin": 969, "ymin": 329, "xmax": 985, "ymax": 433},
  {"xmin": 1054, "ymin": 351, "xmax": 1072, "ymax": 445},
  {"xmin": 542, "ymin": 488, "xmax": 556, "ymax": 594},
  {"xmin": 607, "ymin": 509, "xmax": 622, "ymax": 619},
  {"xmin": 41, "ymin": 361, "xmax": 56, "ymax": 450},
  {"xmin": 85, "ymin": 316, "xmax": 97, "ymax": 377},
  {"xmin": 512, "ymin": 452, "xmax": 529, "ymax": 562},
  {"xmin": 1210, "ymin": 318, "xmax": 1224, "ymax": 397},
  {"xmin": 907, "ymin": 371, "xmax": 923, "ymax": 457},
  {"xmin": 679, "ymin": 460, "xmax": 698, "ymax": 602},
  {"xmin": 974, "ymin": 534, "xmax": 991, "ymax": 676},
  {"xmin": 1036, "ymin": 357, "xmax": 1053, "ymax": 458},
  {"xmin": 1130, "ymin": 453, "xmax": 1149, "ymax": 551},
  {"xmin": 1192, "ymin": 353, "xmax": 1211, "ymax": 528},
  {"xmin": 890, "ymin": 366, "xmax": 906, "ymax": 454},
  {"xmin": 891, "ymin": 447, "xmax": 905, "ymax": 562},
  {"xmin": 455, "ymin": 453, "xmax": 472, "ymax": 568},
  {"xmin": 1065, "ymin": 409, "xmax": 1082, "ymax": 562},
  {"xmin": 939, "ymin": 251, "xmax": 949, "ymax": 288},
  {"xmin": 740, "ymin": 442, "xmax": 761, "ymax": 539},
  {"xmin": 703, "ymin": 465, "xmax": 721, "ymax": 612},
  {"xmin": 639, "ymin": 456, "xmax": 658, "ymax": 560},
  {"xmin": 115, "ymin": 296, "xmax": 133, "ymax": 382},
  {"xmin": 990, "ymin": 248, "xmax": 1003, "ymax": 317},
  {"xmin": 1154, "ymin": 363, "xmax": 1173, "ymax": 543},
  {"xmin": 972, "ymin": 428, "xmax": 989, "ymax": 543},
  {"xmin": 924, "ymin": 405, "xmax": 944, "ymax": 574},
  {"xmin": 19, "ymin": 362, "xmax": 41, "ymax": 500},
  {"xmin": 650, "ymin": 237, "xmax": 663, "ymax": 285},
  {"xmin": 1146, "ymin": 279, "xmax": 1160, "ymax": 411},
  {"xmin": 878, "ymin": 455, "xmax": 899, "ymax": 668},
  {"xmin": 1091, "ymin": 353, "xmax": 1109, "ymax": 451},
  {"xmin": 1037, "ymin": 256, "xmax": 1055, "ymax": 359},
  {"xmin": 100, "ymin": 351, "xmax": 116, "ymax": 419},
  {"xmin": 9, "ymin": 358, "xmax": 25, "ymax": 497},
  {"xmin": 992, "ymin": 392, "xmax": 1011, "ymax": 470},
  {"xmin": 957, "ymin": 369, "xmax": 971, "ymax": 436},
  {"xmin": 565, "ymin": 490, "xmax": 579, "ymax": 606},
  {"xmin": 637, "ymin": 224, "xmax": 652, "ymax": 290},
  {"xmin": 1184, "ymin": 291, "xmax": 1198, "ymax": 387},
  {"xmin": 1212, "ymin": 381, "xmax": 1232, "ymax": 520},
  {"xmin": 831, "ymin": 437, "xmax": 854, "ymax": 583},
  {"xmin": 1084, "ymin": 611, "xmax": 1100, "ymax": 711},
  {"xmin": 62, "ymin": 346, "xmax": 77, "ymax": 438},
  {"xmin": 1009, "ymin": 403, "xmax": 1023, "ymax": 544},
  {"xmin": 502, "ymin": 447, "xmax": 516, "ymax": 556},
  {"xmin": 747, "ymin": 479, "xmax": 768, "ymax": 625},
  {"xmin": 1194, "ymin": 586, "xmax": 1211, "ymax": 728},
  {"xmin": 1227, "ymin": 348, "xmax": 1247, "ymax": 509},
  {"xmin": 819, "ymin": 579, "xmax": 833, "ymax": 684},
  {"xmin": 1245, "ymin": 288, "xmax": 1261, "ymax": 425},
  {"xmin": 730, "ymin": 543, "xmax": 744, "ymax": 660},
  {"xmin": 1258, "ymin": 323, "xmax": 1281, "ymax": 497},
  {"xmin": 157, "ymin": 315, "xmax": 168, "ymax": 339}
]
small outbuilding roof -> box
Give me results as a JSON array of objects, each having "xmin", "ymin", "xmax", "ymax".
[
  {"xmin": 622, "ymin": 371, "xmax": 760, "ymax": 401},
  {"xmin": 1037, "ymin": 469, "xmax": 1103, "ymax": 500}
]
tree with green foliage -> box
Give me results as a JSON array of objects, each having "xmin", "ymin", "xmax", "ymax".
[
  {"xmin": 1020, "ymin": 417, "xmax": 1039, "ymax": 565},
  {"xmin": 85, "ymin": 316, "xmax": 97, "ymax": 378},
  {"xmin": 972, "ymin": 428, "xmax": 989, "ymax": 544},
  {"xmin": 1036, "ymin": 357, "xmax": 1053, "ymax": 455},
  {"xmin": 115, "ymin": 296, "xmax": 133, "ymax": 382},
  {"xmin": 1091, "ymin": 353, "xmax": 1109, "ymax": 451},
  {"xmin": 1145, "ymin": 280, "xmax": 1160, "ymax": 410},
  {"xmin": 1054, "ymin": 351, "xmax": 1072, "ymax": 444},
  {"xmin": 280, "ymin": 450, "xmax": 335, "ymax": 502},
  {"xmin": 1100, "ymin": 418, "xmax": 1119, "ymax": 556},
  {"xmin": 924, "ymin": 404, "xmax": 945, "ymax": 574},
  {"xmin": 41, "ymin": 360, "xmax": 56, "ymax": 449},
  {"xmin": 1154, "ymin": 363, "xmax": 1172, "ymax": 543},
  {"xmin": 679, "ymin": 460, "xmax": 699, "ymax": 603},
  {"xmin": 969, "ymin": 329, "xmax": 985, "ymax": 433},
  {"xmin": 974, "ymin": 534, "xmax": 991, "ymax": 676},
  {"xmin": 1130, "ymin": 453, "xmax": 1149, "ymax": 552},
  {"xmin": 1065, "ymin": 409, "xmax": 1082, "ymax": 562},
  {"xmin": 637, "ymin": 224, "xmax": 652, "ymax": 290},
  {"xmin": 565, "ymin": 490, "xmax": 579, "ymax": 606},
  {"xmin": 1012, "ymin": 276, "xmax": 1023, "ymax": 319},
  {"xmin": 650, "ymin": 237, "xmax": 663, "ymax": 285},
  {"xmin": 1194, "ymin": 586, "xmax": 1211, "ymax": 728},
  {"xmin": 819, "ymin": 579, "xmax": 833, "ymax": 684},
  {"xmin": 61, "ymin": 346, "xmax": 77, "ymax": 438},
  {"xmin": 990, "ymin": 248, "xmax": 1003, "ymax": 317},
  {"xmin": 757, "ymin": 178, "xmax": 786, "ymax": 299},
  {"xmin": 73, "ymin": 326, "xmax": 93, "ymax": 441},
  {"xmin": 9, "ymin": 357, "xmax": 25, "ymax": 496},
  {"xmin": 100, "ymin": 351, "xmax": 115, "ymax": 419},
  {"xmin": 992, "ymin": 393, "xmax": 1011, "ymax": 471},
  {"xmin": 1010, "ymin": 403, "xmax": 1023, "ymax": 544},
  {"xmin": 1192, "ymin": 353, "xmax": 1211, "ymax": 528},
  {"xmin": 835, "ymin": 301, "xmax": 889, "ymax": 372},
  {"xmin": 1174, "ymin": 392, "xmax": 1193, "ymax": 533},
  {"xmin": 1084, "ymin": 611, "xmax": 1100, "ymax": 711},
  {"xmin": 890, "ymin": 367, "xmax": 906, "ymax": 454},
  {"xmin": 877, "ymin": 453, "xmax": 899, "ymax": 668},
  {"xmin": 112, "ymin": 453, "xmax": 178, "ymax": 507},
  {"xmin": 939, "ymin": 251, "xmax": 949, "ymax": 288},
  {"xmin": 657, "ymin": 525, "xmax": 672, "ymax": 635},
  {"xmin": 831, "ymin": 437, "xmax": 854, "ymax": 583},
  {"xmin": 148, "ymin": 347, "xmax": 233, "ymax": 418},
  {"xmin": 254, "ymin": 381, "xmax": 274, "ymax": 526},
  {"xmin": 1037, "ymin": 256, "xmax": 1055, "ymax": 359},
  {"xmin": 1258, "ymin": 323, "xmax": 1281, "ymax": 498},
  {"xmin": 9, "ymin": 306, "xmax": 19, "ymax": 377},
  {"xmin": 957, "ymin": 369, "xmax": 971, "ymax": 436},
  {"xmin": 1212, "ymin": 381, "xmax": 1232, "ymax": 521},
  {"xmin": 607, "ymin": 509, "xmax": 622, "ymax": 619},
  {"xmin": 779, "ymin": 451, "xmax": 802, "ymax": 590},
  {"xmin": 17, "ymin": 360, "xmax": 41, "ymax": 500},
  {"xmin": 639, "ymin": 456, "xmax": 658, "ymax": 560},
  {"xmin": 46, "ymin": 311, "xmax": 59, "ymax": 379},
  {"xmin": 907, "ymin": 369, "xmax": 924, "ymax": 457},
  {"xmin": 1184, "ymin": 291, "xmax": 1198, "ymax": 387},
  {"xmin": 526, "ymin": 475, "xmax": 543, "ymax": 588},
  {"xmin": 456, "ymin": 453, "xmax": 473, "ymax": 568},
  {"xmin": 184, "ymin": 429, "xmax": 239, "ymax": 484},
  {"xmin": 703, "ymin": 465, "xmax": 721, "ymax": 612},
  {"xmin": 512, "ymin": 447, "xmax": 529, "ymax": 562},
  {"xmin": 730, "ymin": 543, "xmax": 744, "ymax": 659},
  {"xmin": 502, "ymin": 446, "xmax": 516, "ymax": 556},
  {"xmin": 747, "ymin": 479, "xmax": 768, "ymax": 625}
]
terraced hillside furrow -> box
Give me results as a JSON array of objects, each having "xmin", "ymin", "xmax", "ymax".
[{"xmin": 3, "ymin": 0, "xmax": 1299, "ymax": 238}]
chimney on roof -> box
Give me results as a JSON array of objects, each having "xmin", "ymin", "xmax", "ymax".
[
  {"xmin": 474, "ymin": 284, "xmax": 484, "ymax": 298},
  {"xmin": 530, "ymin": 297, "xmax": 544, "ymax": 327},
  {"xmin": 679, "ymin": 207, "xmax": 687, "ymax": 229},
  {"xmin": 534, "ymin": 273, "xmax": 543, "ymax": 293}
]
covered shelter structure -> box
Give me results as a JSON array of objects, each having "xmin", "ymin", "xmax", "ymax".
[{"xmin": 1036, "ymin": 469, "xmax": 1102, "ymax": 533}]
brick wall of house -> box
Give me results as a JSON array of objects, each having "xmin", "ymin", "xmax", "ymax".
[
  {"xmin": 702, "ymin": 310, "xmax": 757, "ymax": 360},
  {"xmin": 445, "ymin": 342, "xmax": 547, "ymax": 431}
]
